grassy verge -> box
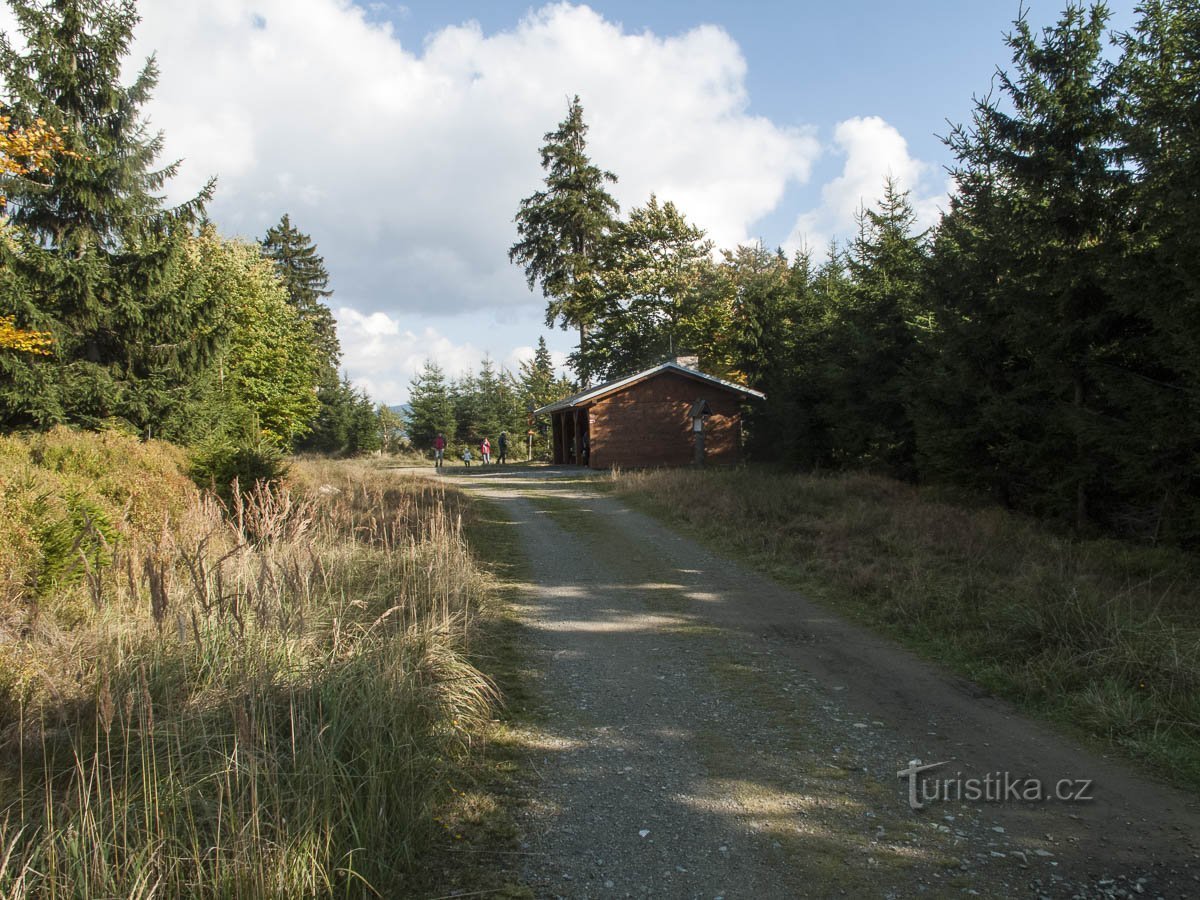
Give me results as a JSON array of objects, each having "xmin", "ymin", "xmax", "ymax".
[
  {"xmin": 0, "ymin": 430, "xmax": 503, "ymax": 896},
  {"xmin": 610, "ymin": 466, "xmax": 1200, "ymax": 791},
  {"xmin": 406, "ymin": 489, "xmax": 539, "ymax": 899}
]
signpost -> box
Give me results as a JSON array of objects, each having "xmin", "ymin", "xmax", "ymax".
[{"xmin": 690, "ymin": 398, "xmax": 712, "ymax": 466}]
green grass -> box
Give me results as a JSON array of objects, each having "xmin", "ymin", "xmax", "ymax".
[
  {"xmin": 610, "ymin": 466, "xmax": 1200, "ymax": 792},
  {"xmin": 398, "ymin": 490, "xmax": 539, "ymax": 899}
]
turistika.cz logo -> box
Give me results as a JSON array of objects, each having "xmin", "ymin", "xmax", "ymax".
[{"xmin": 897, "ymin": 760, "xmax": 1095, "ymax": 811}]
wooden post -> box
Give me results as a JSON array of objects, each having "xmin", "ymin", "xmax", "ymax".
[
  {"xmin": 559, "ymin": 412, "xmax": 570, "ymax": 465},
  {"xmin": 573, "ymin": 409, "xmax": 583, "ymax": 467}
]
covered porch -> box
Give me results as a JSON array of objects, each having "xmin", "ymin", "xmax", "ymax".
[{"xmin": 549, "ymin": 406, "xmax": 591, "ymax": 466}]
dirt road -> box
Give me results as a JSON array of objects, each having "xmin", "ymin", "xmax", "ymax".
[{"xmin": 453, "ymin": 466, "xmax": 1200, "ymax": 899}]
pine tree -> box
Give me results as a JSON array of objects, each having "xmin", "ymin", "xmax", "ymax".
[
  {"xmin": 518, "ymin": 337, "xmax": 558, "ymax": 412},
  {"xmin": 834, "ymin": 179, "xmax": 927, "ymax": 476},
  {"xmin": 1108, "ymin": 0, "xmax": 1200, "ymax": 540},
  {"xmin": 296, "ymin": 374, "xmax": 380, "ymax": 455},
  {"xmin": 913, "ymin": 187, "xmax": 1016, "ymax": 501},
  {"xmin": 518, "ymin": 338, "xmax": 570, "ymax": 459},
  {"xmin": 510, "ymin": 96, "xmax": 619, "ymax": 386},
  {"xmin": 449, "ymin": 372, "xmax": 481, "ymax": 447},
  {"xmin": 0, "ymin": 0, "xmax": 215, "ymax": 432},
  {"xmin": 260, "ymin": 213, "xmax": 341, "ymax": 369},
  {"xmin": 918, "ymin": 3, "xmax": 1127, "ymax": 528},
  {"xmin": 789, "ymin": 245, "xmax": 853, "ymax": 468},
  {"xmin": 471, "ymin": 356, "xmax": 524, "ymax": 444},
  {"xmin": 718, "ymin": 243, "xmax": 800, "ymax": 460},
  {"xmin": 405, "ymin": 361, "xmax": 455, "ymax": 454},
  {"xmin": 345, "ymin": 386, "xmax": 382, "ymax": 455}
]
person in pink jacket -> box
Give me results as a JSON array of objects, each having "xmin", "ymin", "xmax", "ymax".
[{"xmin": 480, "ymin": 437, "xmax": 491, "ymax": 465}]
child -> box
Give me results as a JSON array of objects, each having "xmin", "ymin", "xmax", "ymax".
[
  {"xmin": 461, "ymin": 447, "xmax": 472, "ymax": 466},
  {"xmin": 480, "ymin": 436, "xmax": 491, "ymax": 465}
]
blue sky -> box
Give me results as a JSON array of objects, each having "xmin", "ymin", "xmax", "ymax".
[
  {"xmin": 25, "ymin": 0, "xmax": 1141, "ymax": 402},
  {"xmin": 380, "ymin": 0, "xmax": 1141, "ymax": 252}
]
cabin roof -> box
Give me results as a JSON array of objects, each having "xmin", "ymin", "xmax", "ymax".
[{"xmin": 533, "ymin": 361, "xmax": 765, "ymax": 416}]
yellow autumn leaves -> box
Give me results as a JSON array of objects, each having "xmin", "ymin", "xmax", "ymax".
[
  {"xmin": 0, "ymin": 315, "xmax": 52, "ymax": 354},
  {"xmin": 0, "ymin": 113, "xmax": 71, "ymax": 203},
  {"xmin": 0, "ymin": 110, "xmax": 70, "ymax": 354}
]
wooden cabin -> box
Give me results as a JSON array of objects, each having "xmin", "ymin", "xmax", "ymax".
[{"xmin": 534, "ymin": 359, "xmax": 765, "ymax": 468}]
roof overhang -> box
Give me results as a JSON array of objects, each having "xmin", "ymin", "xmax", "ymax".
[{"xmin": 533, "ymin": 362, "xmax": 765, "ymax": 416}]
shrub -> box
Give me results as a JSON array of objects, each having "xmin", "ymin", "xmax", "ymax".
[{"xmin": 189, "ymin": 427, "xmax": 289, "ymax": 505}]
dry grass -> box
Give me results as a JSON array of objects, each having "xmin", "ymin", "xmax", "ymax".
[
  {"xmin": 612, "ymin": 466, "xmax": 1200, "ymax": 789},
  {"xmin": 0, "ymin": 431, "xmax": 499, "ymax": 897}
]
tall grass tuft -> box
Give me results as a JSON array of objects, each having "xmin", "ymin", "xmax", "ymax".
[
  {"xmin": 613, "ymin": 467, "xmax": 1200, "ymax": 788},
  {"xmin": 0, "ymin": 433, "xmax": 497, "ymax": 897}
]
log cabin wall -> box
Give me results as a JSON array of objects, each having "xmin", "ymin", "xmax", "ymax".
[{"xmin": 587, "ymin": 371, "xmax": 743, "ymax": 468}]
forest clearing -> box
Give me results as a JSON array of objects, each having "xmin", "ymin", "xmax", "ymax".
[
  {"xmin": 3, "ymin": 0, "xmax": 1200, "ymax": 896},
  {"xmin": 5, "ymin": 443, "xmax": 1198, "ymax": 897}
]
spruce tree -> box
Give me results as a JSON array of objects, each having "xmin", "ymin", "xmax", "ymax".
[
  {"xmin": 510, "ymin": 96, "xmax": 619, "ymax": 386},
  {"xmin": 719, "ymin": 243, "xmax": 802, "ymax": 461},
  {"xmin": 405, "ymin": 361, "xmax": 455, "ymax": 453},
  {"xmin": 470, "ymin": 355, "xmax": 521, "ymax": 442},
  {"xmin": 518, "ymin": 338, "xmax": 571, "ymax": 459},
  {"xmin": 919, "ymin": 3, "xmax": 1127, "ymax": 529},
  {"xmin": 297, "ymin": 375, "xmax": 382, "ymax": 455},
  {"xmin": 260, "ymin": 213, "xmax": 341, "ymax": 369},
  {"xmin": 834, "ymin": 179, "xmax": 927, "ymax": 476},
  {"xmin": 1108, "ymin": 0, "xmax": 1200, "ymax": 540},
  {"xmin": 0, "ymin": 0, "xmax": 215, "ymax": 432},
  {"xmin": 518, "ymin": 337, "xmax": 558, "ymax": 412}
]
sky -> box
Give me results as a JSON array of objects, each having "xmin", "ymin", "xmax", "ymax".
[{"xmin": 3, "ymin": 1, "xmax": 1144, "ymax": 403}]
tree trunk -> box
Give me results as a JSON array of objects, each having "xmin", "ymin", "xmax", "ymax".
[
  {"xmin": 1073, "ymin": 372, "xmax": 1087, "ymax": 531},
  {"xmin": 579, "ymin": 321, "xmax": 590, "ymax": 388}
]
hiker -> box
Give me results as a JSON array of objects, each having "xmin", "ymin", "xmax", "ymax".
[
  {"xmin": 496, "ymin": 431, "xmax": 508, "ymax": 465},
  {"xmin": 461, "ymin": 447, "xmax": 472, "ymax": 466},
  {"xmin": 433, "ymin": 433, "xmax": 445, "ymax": 468},
  {"xmin": 480, "ymin": 436, "xmax": 491, "ymax": 465}
]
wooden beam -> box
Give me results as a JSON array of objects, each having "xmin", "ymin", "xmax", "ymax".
[{"xmin": 573, "ymin": 409, "xmax": 583, "ymax": 467}]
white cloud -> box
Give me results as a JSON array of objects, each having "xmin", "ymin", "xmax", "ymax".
[
  {"xmin": 334, "ymin": 307, "xmax": 485, "ymax": 402},
  {"xmin": 0, "ymin": 1, "xmax": 957, "ymax": 403},
  {"xmin": 786, "ymin": 116, "xmax": 946, "ymax": 253},
  {"xmin": 125, "ymin": 1, "xmax": 820, "ymax": 319},
  {"xmin": 506, "ymin": 344, "xmax": 571, "ymax": 378}
]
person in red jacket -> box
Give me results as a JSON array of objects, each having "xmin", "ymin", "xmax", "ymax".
[
  {"xmin": 433, "ymin": 433, "xmax": 445, "ymax": 468},
  {"xmin": 480, "ymin": 436, "xmax": 491, "ymax": 465}
]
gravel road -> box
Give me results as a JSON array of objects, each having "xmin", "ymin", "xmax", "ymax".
[{"xmin": 450, "ymin": 466, "xmax": 1200, "ymax": 899}]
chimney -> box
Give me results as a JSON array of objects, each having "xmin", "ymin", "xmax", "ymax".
[{"xmin": 673, "ymin": 355, "xmax": 700, "ymax": 370}]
